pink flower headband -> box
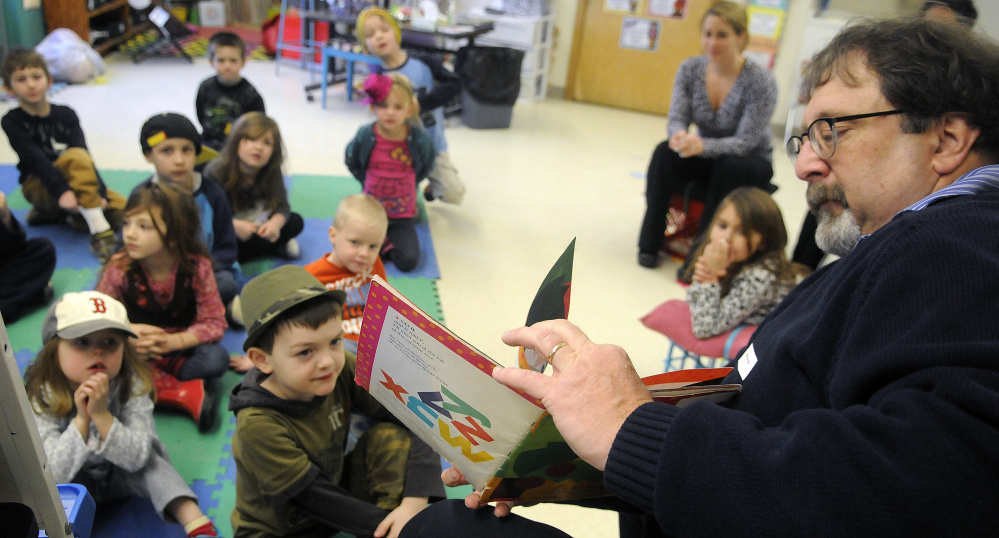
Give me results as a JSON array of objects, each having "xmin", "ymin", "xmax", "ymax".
[{"xmin": 363, "ymin": 73, "xmax": 393, "ymax": 104}]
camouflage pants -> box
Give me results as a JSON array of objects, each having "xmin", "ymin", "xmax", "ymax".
[{"xmin": 343, "ymin": 421, "xmax": 411, "ymax": 511}]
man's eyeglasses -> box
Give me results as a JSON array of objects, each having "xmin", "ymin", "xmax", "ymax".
[{"xmin": 785, "ymin": 110, "xmax": 905, "ymax": 162}]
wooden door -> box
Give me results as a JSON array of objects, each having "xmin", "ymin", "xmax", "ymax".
[{"xmin": 567, "ymin": 0, "xmax": 713, "ymax": 115}]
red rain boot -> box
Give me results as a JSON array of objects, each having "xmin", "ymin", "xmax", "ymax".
[{"xmin": 149, "ymin": 366, "xmax": 218, "ymax": 432}]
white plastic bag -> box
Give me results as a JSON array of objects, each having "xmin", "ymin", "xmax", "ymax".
[{"xmin": 35, "ymin": 28, "xmax": 106, "ymax": 84}]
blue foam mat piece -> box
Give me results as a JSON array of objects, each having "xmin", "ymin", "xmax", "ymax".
[{"xmin": 91, "ymin": 497, "xmax": 187, "ymax": 538}]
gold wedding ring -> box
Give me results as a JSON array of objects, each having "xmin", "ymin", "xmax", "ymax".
[{"xmin": 547, "ymin": 342, "xmax": 567, "ymax": 365}]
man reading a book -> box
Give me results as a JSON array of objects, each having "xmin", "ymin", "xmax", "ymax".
[
  {"xmin": 399, "ymin": 17, "xmax": 999, "ymax": 538},
  {"xmin": 228, "ymin": 265, "xmax": 443, "ymax": 537}
]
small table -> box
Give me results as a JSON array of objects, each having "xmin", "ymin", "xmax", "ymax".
[{"xmin": 319, "ymin": 46, "xmax": 380, "ymax": 108}]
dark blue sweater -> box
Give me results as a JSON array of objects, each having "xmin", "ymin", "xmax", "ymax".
[{"xmin": 607, "ymin": 186, "xmax": 999, "ymax": 536}]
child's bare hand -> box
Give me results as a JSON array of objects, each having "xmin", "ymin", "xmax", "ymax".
[
  {"xmin": 80, "ymin": 372, "xmax": 111, "ymax": 418},
  {"xmin": 139, "ymin": 332, "xmax": 176, "ymax": 355},
  {"xmin": 58, "ymin": 190, "xmax": 79, "ymax": 210},
  {"xmin": 693, "ymin": 239, "xmax": 729, "ymax": 284},
  {"xmin": 442, "ymin": 467, "xmax": 517, "ymax": 516},
  {"xmin": 374, "ymin": 497, "xmax": 427, "ymax": 538},
  {"xmin": 73, "ymin": 384, "xmax": 92, "ymax": 423},
  {"xmin": 131, "ymin": 324, "xmax": 165, "ymax": 354},
  {"xmin": 230, "ymin": 354, "xmax": 253, "ymax": 372},
  {"xmin": 702, "ymin": 238, "xmax": 730, "ymax": 271},
  {"xmin": 255, "ymin": 219, "xmax": 281, "ymax": 242},
  {"xmin": 233, "ymin": 219, "xmax": 258, "ymax": 241}
]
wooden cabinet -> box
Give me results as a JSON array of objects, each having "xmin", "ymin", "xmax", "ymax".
[{"xmin": 43, "ymin": 0, "xmax": 152, "ymax": 55}]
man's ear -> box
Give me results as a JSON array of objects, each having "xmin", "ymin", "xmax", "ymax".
[
  {"xmin": 932, "ymin": 113, "xmax": 980, "ymax": 176},
  {"xmin": 247, "ymin": 347, "xmax": 273, "ymax": 374},
  {"xmin": 144, "ymin": 152, "xmax": 154, "ymax": 164}
]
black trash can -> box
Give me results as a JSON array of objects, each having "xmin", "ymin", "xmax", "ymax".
[{"xmin": 454, "ymin": 46, "xmax": 525, "ymax": 129}]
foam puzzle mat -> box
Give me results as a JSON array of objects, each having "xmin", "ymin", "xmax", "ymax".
[{"xmin": 0, "ymin": 164, "xmax": 463, "ymax": 537}]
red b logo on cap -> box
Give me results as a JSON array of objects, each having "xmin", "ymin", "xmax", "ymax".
[{"xmin": 92, "ymin": 297, "xmax": 107, "ymax": 314}]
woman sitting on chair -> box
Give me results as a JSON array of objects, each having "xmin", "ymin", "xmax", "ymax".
[{"xmin": 637, "ymin": 1, "xmax": 778, "ymax": 269}]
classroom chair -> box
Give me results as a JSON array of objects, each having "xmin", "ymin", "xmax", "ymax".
[{"xmin": 640, "ymin": 299, "xmax": 755, "ymax": 372}]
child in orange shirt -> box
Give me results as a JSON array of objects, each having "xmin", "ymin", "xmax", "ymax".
[{"xmin": 304, "ymin": 193, "xmax": 388, "ymax": 355}]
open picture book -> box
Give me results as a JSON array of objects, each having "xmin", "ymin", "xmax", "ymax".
[{"xmin": 354, "ymin": 241, "xmax": 741, "ymax": 504}]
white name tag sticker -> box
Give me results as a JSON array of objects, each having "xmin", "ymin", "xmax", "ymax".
[{"xmin": 737, "ymin": 343, "xmax": 758, "ymax": 380}]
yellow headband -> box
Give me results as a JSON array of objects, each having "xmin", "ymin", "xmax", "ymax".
[{"xmin": 356, "ymin": 7, "xmax": 402, "ymax": 52}]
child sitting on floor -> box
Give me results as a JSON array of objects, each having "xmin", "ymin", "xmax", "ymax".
[
  {"xmin": 204, "ymin": 111, "xmax": 303, "ymax": 261},
  {"xmin": 681, "ymin": 187, "xmax": 808, "ymax": 339},
  {"xmin": 345, "ymin": 73, "xmax": 435, "ymax": 272},
  {"xmin": 1, "ymin": 48, "xmax": 126, "ymax": 263},
  {"xmin": 229, "ymin": 265, "xmax": 444, "ymax": 536},
  {"xmin": 134, "ymin": 112, "xmax": 241, "ymax": 319},
  {"xmin": 96, "ymin": 182, "xmax": 228, "ymax": 427},
  {"xmin": 357, "ymin": 7, "xmax": 465, "ymax": 204},
  {"xmin": 305, "ymin": 193, "xmax": 388, "ymax": 355},
  {"xmin": 0, "ymin": 190, "xmax": 55, "ymax": 323},
  {"xmin": 24, "ymin": 291, "xmax": 218, "ymax": 537},
  {"xmin": 196, "ymin": 31, "xmax": 266, "ymax": 151}
]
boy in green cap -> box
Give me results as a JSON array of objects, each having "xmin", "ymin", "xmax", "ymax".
[{"xmin": 228, "ymin": 265, "xmax": 443, "ymax": 537}]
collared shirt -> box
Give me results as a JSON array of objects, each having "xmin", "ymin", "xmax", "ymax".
[{"xmin": 858, "ymin": 164, "xmax": 999, "ymax": 244}]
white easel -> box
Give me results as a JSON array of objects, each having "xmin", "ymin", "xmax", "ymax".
[{"xmin": 0, "ymin": 316, "xmax": 72, "ymax": 537}]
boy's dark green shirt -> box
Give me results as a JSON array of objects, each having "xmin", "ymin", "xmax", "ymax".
[{"xmin": 229, "ymin": 353, "xmax": 413, "ymax": 537}]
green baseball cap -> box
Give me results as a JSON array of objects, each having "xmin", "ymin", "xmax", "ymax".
[{"xmin": 240, "ymin": 265, "xmax": 346, "ymax": 351}]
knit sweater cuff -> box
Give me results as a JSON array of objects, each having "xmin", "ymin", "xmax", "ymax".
[{"xmin": 603, "ymin": 401, "xmax": 679, "ymax": 514}]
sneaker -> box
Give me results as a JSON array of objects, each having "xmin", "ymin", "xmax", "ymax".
[
  {"xmin": 89, "ymin": 229, "xmax": 117, "ymax": 264},
  {"xmin": 423, "ymin": 184, "xmax": 437, "ymax": 202},
  {"xmin": 283, "ymin": 238, "xmax": 301, "ymax": 260},
  {"xmin": 26, "ymin": 208, "xmax": 63, "ymax": 226}
]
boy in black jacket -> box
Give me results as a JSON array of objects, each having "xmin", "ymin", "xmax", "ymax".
[
  {"xmin": 1, "ymin": 48, "xmax": 125, "ymax": 263},
  {"xmin": 195, "ymin": 32, "xmax": 265, "ymax": 151}
]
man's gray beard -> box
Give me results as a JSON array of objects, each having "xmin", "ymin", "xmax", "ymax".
[{"xmin": 815, "ymin": 208, "xmax": 862, "ymax": 258}]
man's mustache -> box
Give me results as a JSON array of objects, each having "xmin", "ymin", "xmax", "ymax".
[{"xmin": 807, "ymin": 183, "xmax": 849, "ymax": 214}]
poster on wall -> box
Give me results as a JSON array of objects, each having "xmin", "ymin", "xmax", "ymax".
[
  {"xmin": 646, "ymin": 0, "xmax": 686, "ymax": 19},
  {"xmin": 744, "ymin": 2, "xmax": 787, "ymax": 70},
  {"xmin": 620, "ymin": 17, "xmax": 661, "ymax": 52},
  {"xmin": 605, "ymin": 0, "xmax": 641, "ymax": 15}
]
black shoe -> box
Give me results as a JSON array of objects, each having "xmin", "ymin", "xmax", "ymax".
[
  {"xmin": 638, "ymin": 251, "xmax": 658, "ymax": 268},
  {"xmin": 41, "ymin": 282, "xmax": 55, "ymax": 304},
  {"xmin": 198, "ymin": 378, "xmax": 220, "ymax": 433},
  {"xmin": 26, "ymin": 208, "xmax": 64, "ymax": 226},
  {"xmin": 423, "ymin": 185, "xmax": 438, "ymax": 202}
]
